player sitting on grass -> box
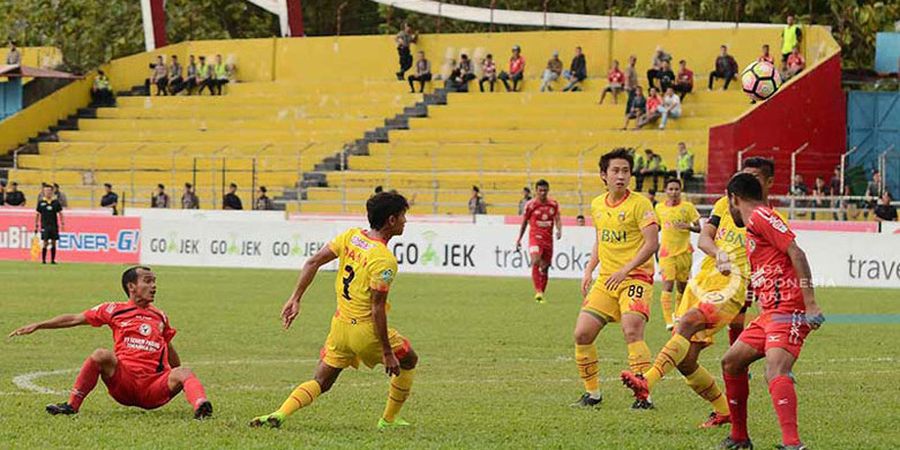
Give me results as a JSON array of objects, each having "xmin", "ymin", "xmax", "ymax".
[
  {"xmin": 8, "ymin": 266, "xmax": 212, "ymax": 419},
  {"xmin": 515, "ymin": 179, "xmax": 562, "ymax": 303},
  {"xmin": 620, "ymin": 158, "xmax": 779, "ymax": 428},
  {"xmin": 573, "ymin": 148, "xmax": 659, "ymax": 409},
  {"xmin": 716, "ymin": 173, "xmax": 824, "ymax": 450},
  {"xmin": 250, "ymin": 191, "xmax": 419, "ymax": 430},
  {"xmin": 653, "ymin": 178, "xmax": 700, "ymax": 330}
]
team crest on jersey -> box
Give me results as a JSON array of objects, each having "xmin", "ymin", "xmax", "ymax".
[
  {"xmin": 139, "ymin": 323, "xmax": 152, "ymax": 336},
  {"xmin": 541, "ymin": 214, "xmax": 548, "ymax": 220},
  {"xmin": 381, "ymin": 269, "xmax": 394, "ymax": 283},
  {"xmin": 618, "ymin": 211, "xmax": 626, "ymax": 222}
]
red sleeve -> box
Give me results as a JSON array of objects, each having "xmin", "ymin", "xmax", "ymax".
[
  {"xmin": 522, "ymin": 200, "xmax": 534, "ymax": 220},
  {"xmin": 749, "ymin": 208, "xmax": 795, "ymax": 253},
  {"xmin": 163, "ymin": 322, "xmax": 177, "ymax": 342},
  {"xmin": 83, "ymin": 303, "xmax": 113, "ymax": 327}
]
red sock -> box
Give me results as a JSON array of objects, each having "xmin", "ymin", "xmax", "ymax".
[
  {"xmin": 769, "ymin": 375, "xmax": 801, "ymax": 446},
  {"xmin": 728, "ymin": 326, "xmax": 743, "ymax": 345},
  {"xmin": 539, "ymin": 266, "xmax": 549, "ymax": 292},
  {"xmin": 69, "ymin": 357, "xmax": 101, "ymax": 411},
  {"xmin": 531, "ymin": 263, "xmax": 542, "ymax": 293},
  {"xmin": 183, "ymin": 374, "xmax": 208, "ymax": 410},
  {"xmin": 724, "ymin": 372, "xmax": 750, "ymax": 441}
]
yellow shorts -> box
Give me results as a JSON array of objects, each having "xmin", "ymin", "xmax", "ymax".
[
  {"xmin": 675, "ymin": 270, "xmax": 747, "ymax": 344},
  {"xmin": 581, "ymin": 277, "xmax": 652, "ymax": 323},
  {"xmin": 659, "ymin": 253, "xmax": 693, "ymax": 283},
  {"xmin": 320, "ymin": 316, "xmax": 410, "ymax": 369}
]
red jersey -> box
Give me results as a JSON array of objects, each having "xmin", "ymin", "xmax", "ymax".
[
  {"xmin": 745, "ymin": 206, "xmax": 803, "ymax": 313},
  {"xmin": 677, "ymin": 68, "xmax": 694, "ymax": 86},
  {"xmin": 608, "ymin": 68, "xmax": 624, "ymax": 84},
  {"xmin": 523, "ymin": 198, "xmax": 559, "ymax": 246},
  {"xmin": 83, "ymin": 300, "xmax": 177, "ymax": 376}
]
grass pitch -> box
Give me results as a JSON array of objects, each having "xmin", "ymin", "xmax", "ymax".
[{"xmin": 1, "ymin": 261, "xmax": 898, "ymax": 449}]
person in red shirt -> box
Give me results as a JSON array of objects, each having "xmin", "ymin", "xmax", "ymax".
[
  {"xmin": 781, "ymin": 45, "xmax": 806, "ymax": 80},
  {"xmin": 515, "ymin": 179, "xmax": 562, "ymax": 303},
  {"xmin": 499, "ymin": 45, "xmax": 526, "ymax": 92},
  {"xmin": 635, "ymin": 87, "xmax": 662, "ymax": 129},
  {"xmin": 718, "ymin": 173, "xmax": 824, "ymax": 450},
  {"xmin": 598, "ymin": 59, "xmax": 625, "ymax": 105},
  {"xmin": 673, "ymin": 59, "xmax": 694, "ymax": 100},
  {"xmin": 757, "ymin": 44, "xmax": 775, "ymax": 64},
  {"xmin": 8, "ymin": 266, "xmax": 212, "ymax": 419}
]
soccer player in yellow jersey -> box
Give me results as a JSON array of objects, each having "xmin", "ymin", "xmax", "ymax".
[
  {"xmin": 620, "ymin": 157, "xmax": 779, "ymax": 428},
  {"xmin": 573, "ymin": 148, "xmax": 660, "ymax": 409},
  {"xmin": 250, "ymin": 192, "xmax": 418, "ymax": 430},
  {"xmin": 654, "ymin": 178, "xmax": 701, "ymax": 330}
]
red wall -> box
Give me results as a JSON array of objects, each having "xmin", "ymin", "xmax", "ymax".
[{"xmin": 707, "ymin": 54, "xmax": 846, "ymax": 195}]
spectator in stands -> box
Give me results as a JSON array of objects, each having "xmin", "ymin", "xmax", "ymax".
[
  {"xmin": 449, "ymin": 54, "xmax": 476, "ymax": 92},
  {"xmin": 865, "ymin": 169, "xmax": 883, "ymax": 209},
  {"xmin": 791, "ymin": 174, "xmax": 810, "ymax": 215},
  {"xmin": 758, "ymin": 44, "xmax": 775, "ymax": 64},
  {"xmin": 182, "ymin": 183, "xmax": 199, "ymax": 209},
  {"xmin": 213, "ymin": 54, "xmax": 229, "ymax": 95},
  {"xmin": 100, "ymin": 183, "xmax": 118, "ymax": 215},
  {"xmin": 499, "ymin": 45, "xmax": 526, "ymax": 92},
  {"xmin": 781, "ymin": 14, "xmax": 803, "ymax": 66},
  {"xmin": 540, "ymin": 51, "xmax": 563, "ymax": 92},
  {"xmin": 53, "ymin": 183, "xmax": 68, "ymax": 209},
  {"xmin": 635, "ymin": 87, "xmax": 662, "ymax": 129},
  {"xmin": 223, "ymin": 183, "xmax": 243, "ymax": 210},
  {"xmin": 708, "ymin": 45, "xmax": 738, "ymax": 90},
  {"xmin": 598, "ymin": 59, "xmax": 624, "ymax": 105},
  {"xmin": 151, "ymin": 184, "xmax": 170, "ymax": 208},
  {"xmin": 576, "ymin": 215, "xmax": 586, "ymax": 226},
  {"xmin": 656, "ymin": 87, "xmax": 682, "ymax": 130},
  {"xmin": 623, "ymin": 55, "xmax": 639, "ymax": 113},
  {"xmin": 91, "ymin": 70, "xmax": 114, "ymax": 107},
  {"xmin": 641, "ymin": 150, "xmax": 666, "ymax": 192},
  {"xmin": 395, "ymin": 22, "xmax": 418, "ymax": 80},
  {"xmin": 673, "ymin": 60, "xmax": 693, "ymax": 100},
  {"xmin": 197, "ymin": 56, "xmax": 215, "ymax": 95},
  {"xmin": 167, "ymin": 55, "xmax": 184, "ymax": 95},
  {"xmin": 184, "ymin": 55, "xmax": 198, "ymax": 95},
  {"xmin": 148, "ymin": 55, "xmax": 168, "ymax": 96},
  {"xmin": 656, "ymin": 60, "xmax": 676, "ymax": 92},
  {"xmin": 518, "ymin": 187, "xmax": 532, "ymax": 215},
  {"xmin": 6, "ymin": 41, "xmax": 21, "ymax": 65},
  {"xmin": 479, "ymin": 54, "xmax": 498, "ymax": 92},
  {"xmin": 781, "ymin": 45, "xmax": 806, "ymax": 80},
  {"xmin": 5, "ymin": 182, "xmax": 25, "ymax": 206},
  {"xmin": 646, "ymin": 46, "xmax": 673, "ymax": 91},
  {"xmin": 562, "ymin": 46, "xmax": 587, "ymax": 92},
  {"xmin": 468, "ymin": 186, "xmax": 487, "ymax": 214},
  {"xmin": 374, "ymin": 185, "xmax": 384, "ymax": 194},
  {"xmin": 874, "ymin": 192, "xmax": 897, "ymax": 222},
  {"xmin": 676, "ymin": 142, "xmax": 694, "ymax": 181},
  {"xmin": 828, "ymin": 166, "xmax": 842, "ymax": 198},
  {"xmin": 407, "ymin": 51, "xmax": 432, "ymax": 93},
  {"xmin": 256, "ymin": 186, "xmax": 274, "ymax": 210},
  {"xmin": 811, "ymin": 176, "xmax": 829, "ymax": 219},
  {"xmin": 0, "ymin": 180, "xmax": 5, "ymax": 206},
  {"xmin": 632, "ymin": 148, "xmax": 646, "ymax": 191},
  {"xmin": 622, "ymin": 86, "xmax": 646, "ymax": 130}
]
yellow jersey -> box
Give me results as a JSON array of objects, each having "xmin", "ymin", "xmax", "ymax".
[
  {"xmin": 655, "ymin": 200, "xmax": 700, "ymax": 258},
  {"xmin": 327, "ymin": 228, "xmax": 398, "ymax": 321},
  {"xmin": 590, "ymin": 191, "xmax": 658, "ymax": 283}
]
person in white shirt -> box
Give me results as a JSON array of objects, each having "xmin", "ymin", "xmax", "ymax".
[{"xmin": 657, "ymin": 87, "xmax": 682, "ymax": 130}]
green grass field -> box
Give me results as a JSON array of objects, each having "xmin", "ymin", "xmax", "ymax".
[{"xmin": 1, "ymin": 261, "xmax": 898, "ymax": 449}]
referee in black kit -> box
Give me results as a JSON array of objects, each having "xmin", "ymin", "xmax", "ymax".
[{"xmin": 34, "ymin": 184, "xmax": 64, "ymax": 265}]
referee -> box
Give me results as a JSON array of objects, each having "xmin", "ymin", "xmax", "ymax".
[{"xmin": 34, "ymin": 184, "xmax": 64, "ymax": 265}]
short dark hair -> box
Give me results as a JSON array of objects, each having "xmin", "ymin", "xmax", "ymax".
[
  {"xmin": 472, "ymin": 185, "xmax": 480, "ymax": 193},
  {"xmin": 229, "ymin": 183, "xmax": 237, "ymax": 188},
  {"xmin": 121, "ymin": 266, "xmax": 152, "ymax": 296},
  {"xmin": 665, "ymin": 177, "xmax": 682, "ymax": 188},
  {"xmin": 374, "ymin": 185, "xmax": 383, "ymax": 194},
  {"xmin": 367, "ymin": 192, "xmax": 409, "ymax": 230},
  {"xmin": 486, "ymin": 53, "xmax": 492, "ymax": 58},
  {"xmin": 742, "ymin": 156, "xmax": 775, "ymax": 179},
  {"xmin": 185, "ymin": 182, "xmax": 192, "ymax": 188},
  {"xmin": 599, "ymin": 148, "xmax": 634, "ymax": 173},
  {"xmin": 104, "ymin": 183, "xmax": 112, "ymax": 188},
  {"xmin": 576, "ymin": 214, "xmax": 585, "ymax": 220},
  {"xmin": 648, "ymin": 189, "xmax": 657, "ymax": 196},
  {"xmin": 53, "ymin": 183, "xmax": 59, "ymax": 188},
  {"xmin": 679, "ymin": 59, "xmax": 686, "ymax": 64},
  {"xmin": 535, "ymin": 179, "xmax": 549, "ymax": 189},
  {"xmin": 259, "ymin": 186, "xmax": 267, "ymax": 193},
  {"xmin": 157, "ymin": 183, "xmax": 165, "ymax": 189},
  {"xmin": 523, "ymin": 186, "xmax": 531, "ymax": 193},
  {"xmin": 727, "ymin": 173, "xmax": 764, "ymax": 201}
]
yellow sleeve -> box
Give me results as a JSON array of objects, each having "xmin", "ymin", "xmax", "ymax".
[
  {"xmin": 636, "ymin": 197, "xmax": 658, "ymax": 229},
  {"xmin": 368, "ymin": 251, "xmax": 399, "ymax": 293},
  {"xmin": 687, "ymin": 203, "xmax": 701, "ymax": 222},
  {"xmin": 711, "ymin": 196, "xmax": 728, "ymax": 218},
  {"xmin": 328, "ymin": 228, "xmax": 352, "ymax": 256}
]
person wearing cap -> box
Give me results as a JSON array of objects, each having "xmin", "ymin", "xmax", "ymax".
[
  {"xmin": 499, "ymin": 45, "xmax": 526, "ymax": 92},
  {"xmin": 562, "ymin": 46, "xmax": 587, "ymax": 92},
  {"xmin": 223, "ymin": 183, "xmax": 243, "ymax": 210},
  {"xmin": 91, "ymin": 70, "xmax": 114, "ymax": 107},
  {"xmin": 539, "ymin": 51, "xmax": 563, "ymax": 92},
  {"xmin": 100, "ymin": 183, "xmax": 119, "ymax": 215},
  {"xmin": 5, "ymin": 182, "xmax": 26, "ymax": 206}
]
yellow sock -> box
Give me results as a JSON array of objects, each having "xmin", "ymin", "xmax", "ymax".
[
  {"xmin": 383, "ymin": 368, "xmax": 415, "ymax": 422},
  {"xmin": 276, "ymin": 380, "xmax": 321, "ymax": 417},
  {"xmin": 626, "ymin": 341, "xmax": 652, "ymax": 376},
  {"xmin": 660, "ymin": 291, "xmax": 674, "ymax": 327},
  {"xmin": 644, "ymin": 334, "xmax": 690, "ymax": 390},
  {"xmin": 575, "ymin": 344, "xmax": 600, "ymax": 395},
  {"xmin": 684, "ymin": 366, "xmax": 729, "ymax": 415},
  {"xmin": 673, "ymin": 289, "xmax": 685, "ymax": 320}
]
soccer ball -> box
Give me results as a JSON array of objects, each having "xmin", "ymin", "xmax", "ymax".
[{"xmin": 740, "ymin": 61, "xmax": 782, "ymax": 101}]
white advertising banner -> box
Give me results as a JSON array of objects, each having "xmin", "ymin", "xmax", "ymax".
[{"xmin": 140, "ymin": 214, "xmax": 900, "ymax": 288}]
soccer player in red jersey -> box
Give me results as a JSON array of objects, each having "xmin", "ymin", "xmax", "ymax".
[
  {"xmin": 8, "ymin": 266, "xmax": 212, "ymax": 419},
  {"xmin": 717, "ymin": 173, "xmax": 824, "ymax": 450},
  {"xmin": 515, "ymin": 179, "xmax": 562, "ymax": 303}
]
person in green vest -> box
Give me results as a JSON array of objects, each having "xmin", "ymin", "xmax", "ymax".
[
  {"xmin": 213, "ymin": 54, "xmax": 229, "ymax": 95},
  {"xmin": 781, "ymin": 15, "xmax": 802, "ymax": 67},
  {"xmin": 91, "ymin": 70, "xmax": 114, "ymax": 107},
  {"xmin": 676, "ymin": 142, "xmax": 694, "ymax": 182},
  {"xmin": 197, "ymin": 55, "xmax": 214, "ymax": 95}
]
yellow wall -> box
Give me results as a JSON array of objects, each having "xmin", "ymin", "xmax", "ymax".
[
  {"xmin": 0, "ymin": 46, "xmax": 63, "ymax": 68},
  {"xmin": 0, "ymin": 77, "xmax": 92, "ymax": 152}
]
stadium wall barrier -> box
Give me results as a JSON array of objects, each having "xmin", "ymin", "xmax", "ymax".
[
  {"xmin": 0, "ymin": 210, "xmax": 141, "ymax": 264},
  {"xmin": 0, "ymin": 76, "xmax": 92, "ymax": 152},
  {"xmin": 135, "ymin": 212, "xmax": 900, "ymax": 288}
]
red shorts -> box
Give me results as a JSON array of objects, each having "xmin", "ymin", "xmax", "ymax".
[
  {"xmin": 528, "ymin": 239, "xmax": 553, "ymax": 262},
  {"xmin": 739, "ymin": 310, "xmax": 811, "ymax": 359},
  {"xmin": 105, "ymin": 364, "xmax": 173, "ymax": 409}
]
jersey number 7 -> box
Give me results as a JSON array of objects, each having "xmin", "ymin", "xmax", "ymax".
[{"xmin": 342, "ymin": 265, "xmax": 356, "ymax": 301}]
